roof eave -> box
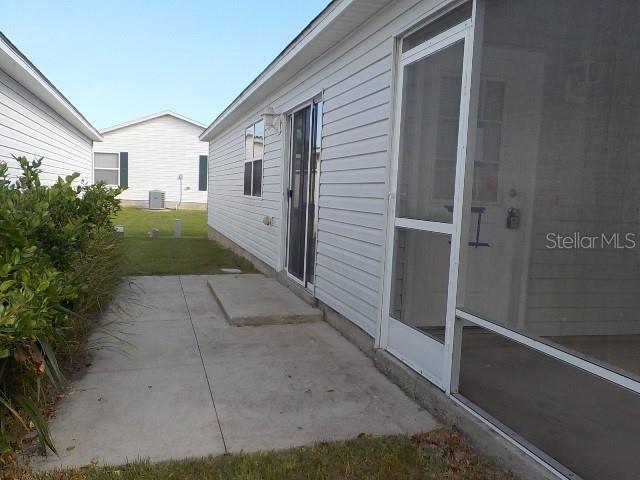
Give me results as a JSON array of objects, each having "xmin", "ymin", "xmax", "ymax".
[
  {"xmin": 199, "ymin": 0, "xmax": 351, "ymax": 142},
  {"xmin": 101, "ymin": 110, "xmax": 206, "ymax": 134},
  {"xmin": 0, "ymin": 32, "xmax": 102, "ymax": 142}
]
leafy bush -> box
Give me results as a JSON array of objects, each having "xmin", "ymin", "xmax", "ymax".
[{"xmin": 0, "ymin": 157, "xmax": 122, "ymax": 459}]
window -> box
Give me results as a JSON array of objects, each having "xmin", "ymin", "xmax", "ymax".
[
  {"xmin": 244, "ymin": 120, "xmax": 264, "ymax": 196},
  {"xmin": 198, "ymin": 155, "xmax": 208, "ymax": 191},
  {"xmin": 472, "ymin": 79, "xmax": 505, "ymax": 202},
  {"xmin": 94, "ymin": 152, "xmax": 120, "ymax": 186}
]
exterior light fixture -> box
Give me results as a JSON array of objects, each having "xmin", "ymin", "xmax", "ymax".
[{"xmin": 262, "ymin": 106, "xmax": 281, "ymax": 133}]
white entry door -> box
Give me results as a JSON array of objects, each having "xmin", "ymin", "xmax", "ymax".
[{"xmin": 382, "ymin": 23, "xmax": 473, "ymax": 387}]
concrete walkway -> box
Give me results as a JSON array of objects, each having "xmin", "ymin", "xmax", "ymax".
[{"xmin": 35, "ymin": 275, "xmax": 437, "ymax": 469}]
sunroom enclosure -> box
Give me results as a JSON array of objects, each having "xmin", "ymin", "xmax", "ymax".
[{"xmin": 383, "ymin": 1, "xmax": 640, "ymax": 479}]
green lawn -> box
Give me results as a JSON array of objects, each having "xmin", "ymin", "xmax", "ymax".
[
  {"xmin": 113, "ymin": 208, "xmax": 255, "ymax": 276},
  {"xmin": 27, "ymin": 430, "xmax": 511, "ymax": 480}
]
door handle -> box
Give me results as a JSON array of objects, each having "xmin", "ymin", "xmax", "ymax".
[{"xmin": 506, "ymin": 207, "xmax": 521, "ymax": 229}]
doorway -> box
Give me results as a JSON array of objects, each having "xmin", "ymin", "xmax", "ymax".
[{"xmin": 285, "ymin": 100, "xmax": 322, "ymax": 289}]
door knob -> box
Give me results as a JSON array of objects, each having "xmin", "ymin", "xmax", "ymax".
[{"xmin": 506, "ymin": 207, "xmax": 521, "ymax": 229}]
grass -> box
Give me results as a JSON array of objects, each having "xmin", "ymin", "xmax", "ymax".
[
  {"xmin": 113, "ymin": 208, "xmax": 255, "ymax": 276},
  {"xmin": 13, "ymin": 430, "xmax": 511, "ymax": 479}
]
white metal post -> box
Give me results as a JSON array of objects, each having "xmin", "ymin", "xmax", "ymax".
[{"xmin": 444, "ymin": 0, "xmax": 484, "ymax": 395}]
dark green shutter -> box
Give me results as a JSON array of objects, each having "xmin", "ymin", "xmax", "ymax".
[
  {"xmin": 119, "ymin": 152, "xmax": 128, "ymax": 188},
  {"xmin": 198, "ymin": 155, "xmax": 208, "ymax": 191}
]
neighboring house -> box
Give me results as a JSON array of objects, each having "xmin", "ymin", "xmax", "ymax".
[
  {"xmin": 94, "ymin": 111, "xmax": 208, "ymax": 209},
  {"xmin": 0, "ymin": 32, "xmax": 101, "ymax": 183},
  {"xmin": 201, "ymin": 1, "xmax": 640, "ymax": 479}
]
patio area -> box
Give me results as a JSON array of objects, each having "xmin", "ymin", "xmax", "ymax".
[{"xmin": 34, "ymin": 275, "xmax": 437, "ymax": 469}]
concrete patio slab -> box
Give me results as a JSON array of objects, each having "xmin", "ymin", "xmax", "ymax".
[
  {"xmin": 34, "ymin": 364, "xmax": 225, "ymax": 469},
  {"xmin": 87, "ymin": 321, "xmax": 201, "ymax": 373},
  {"xmin": 207, "ymin": 274, "xmax": 322, "ymax": 326},
  {"xmin": 104, "ymin": 282, "xmax": 190, "ymax": 323},
  {"xmin": 199, "ymin": 322, "xmax": 436, "ymax": 452},
  {"xmin": 178, "ymin": 274, "xmax": 221, "ymax": 294},
  {"xmin": 33, "ymin": 275, "xmax": 437, "ymax": 469},
  {"xmin": 123, "ymin": 275, "xmax": 183, "ymax": 294}
]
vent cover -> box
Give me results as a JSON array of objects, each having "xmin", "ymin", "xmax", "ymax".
[{"xmin": 148, "ymin": 190, "xmax": 165, "ymax": 210}]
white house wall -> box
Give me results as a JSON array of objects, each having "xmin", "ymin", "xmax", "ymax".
[
  {"xmin": 208, "ymin": 0, "xmax": 448, "ymax": 336},
  {"xmin": 95, "ymin": 114, "xmax": 208, "ymax": 205},
  {"xmin": 0, "ymin": 67, "xmax": 93, "ymax": 184}
]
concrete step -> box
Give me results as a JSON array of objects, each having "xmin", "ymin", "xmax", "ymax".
[{"xmin": 207, "ymin": 274, "xmax": 322, "ymax": 326}]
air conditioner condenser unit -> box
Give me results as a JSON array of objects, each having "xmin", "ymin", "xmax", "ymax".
[{"xmin": 148, "ymin": 190, "xmax": 165, "ymax": 210}]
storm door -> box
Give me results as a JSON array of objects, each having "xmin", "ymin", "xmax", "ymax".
[{"xmin": 286, "ymin": 101, "xmax": 322, "ymax": 288}]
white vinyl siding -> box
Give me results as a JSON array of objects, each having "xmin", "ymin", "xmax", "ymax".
[
  {"xmin": 207, "ymin": 0, "xmax": 450, "ymax": 336},
  {"xmin": 0, "ymin": 67, "xmax": 93, "ymax": 184},
  {"xmin": 95, "ymin": 114, "xmax": 208, "ymax": 205}
]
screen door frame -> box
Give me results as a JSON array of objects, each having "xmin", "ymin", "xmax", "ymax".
[{"xmin": 380, "ymin": 20, "xmax": 475, "ymax": 389}]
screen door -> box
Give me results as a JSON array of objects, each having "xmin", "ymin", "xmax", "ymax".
[{"xmin": 383, "ymin": 22, "xmax": 472, "ymax": 387}]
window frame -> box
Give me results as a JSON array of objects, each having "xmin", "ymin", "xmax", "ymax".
[
  {"xmin": 243, "ymin": 119, "xmax": 264, "ymax": 198},
  {"xmin": 93, "ymin": 152, "xmax": 120, "ymax": 187}
]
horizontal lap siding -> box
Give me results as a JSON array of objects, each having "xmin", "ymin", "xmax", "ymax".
[
  {"xmin": 208, "ymin": 0, "xmax": 445, "ymax": 336},
  {"xmin": 278, "ymin": 37, "xmax": 394, "ymax": 336},
  {"xmin": 95, "ymin": 115, "xmax": 208, "ymax": 205},
  {"xmin": 0, "ymin": 68, "xmax": 92, "ymax": 184},
  {"xmin": 208, "ymin": 120, "xmax": 282, "ymax": 268},
  {"xmin": 522, "ymin": 32, "xmax": 640, "ymax": 337}
]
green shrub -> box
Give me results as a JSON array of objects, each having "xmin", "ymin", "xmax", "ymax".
[{"xmin": 0, "ymin": 156, "xmax": 122, "ymax": 459}]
